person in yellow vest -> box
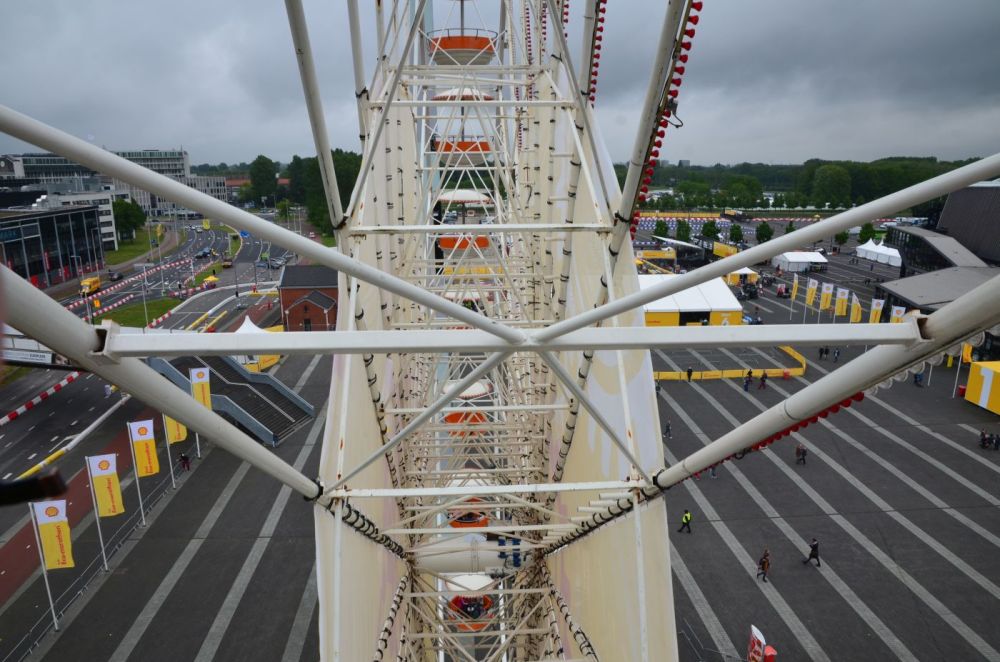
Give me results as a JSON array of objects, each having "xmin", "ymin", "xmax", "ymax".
[{"xmin": 677, "ymin": 509, "xmax": 693, "ymax": 534}]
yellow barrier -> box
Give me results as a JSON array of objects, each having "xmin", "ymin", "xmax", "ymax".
[{"xmin": 653, "ymin": 346, "xmax": 808, "ymax": 382}]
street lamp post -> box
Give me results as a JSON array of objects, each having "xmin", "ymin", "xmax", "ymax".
[{"xmin": 140, "ymin": 264, "xmax": 150, "ymax": 333}]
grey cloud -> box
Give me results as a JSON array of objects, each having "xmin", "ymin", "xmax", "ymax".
[{"xmin": 1, "ymin": 0, "xmax": 998, "ymax": 165}]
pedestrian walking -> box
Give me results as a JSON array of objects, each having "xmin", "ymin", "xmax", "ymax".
[
  {"xmin": 756, "ymin": 549, "xmax": 771, "ymax": 582},
  {"xmin": 823, "ymin": 346, "xmax": 830, "ymax": 360},
  {"xmin": 913, "ymin": 372, "xmax": 924, "ymax": 387},
  {"xmin": 663, "ymin": 419, "xmax": 672, "ymax": 439},
  {"xmin": 677, "ymin": 509, "xmax": 692, "ymax": 534},
  {"xmin": 833, "ymin": 348, "xmax": 840, "ymax": 362},
  {"xmin": 818, "ymin": 347, "xmax": 824, "ymax": 361},
  {"xmin": 686, "ymin": 367, "xmax": 694, "ymax": 383},
  {"xmin": 710, "ymin": 464, "xmax": 717, "ymax": 479},
  {"xmin": 803, "ymin": 538, "xmax": 821, "ymax": 567},
  {"xmin": 743, "ymin": 375, "xmax": 752, "ymax": 392},
  {"xmin": 980, "ymin": 430, "xmax": 991, "ymax": 449},
  {"xmin": 757, "ymin": 373, "xmax": 768, "ymax": 390},
  {"xmin": 994, "ymin": 434, "xmax": 1000, "ymax": 451},
  {"xmin": 795, "ymin": 443, "xmax": 807, "ymax": 465},
  {"xmin": 180, "ymin": 453, "xmax": 191, "ymax": 471}
]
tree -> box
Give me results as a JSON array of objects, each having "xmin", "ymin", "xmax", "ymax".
[
  {"xmin": 811, "ymin": 164, "xmax": 851, "ymax": 208},
  {"xmin": 701, "ymin": 220, "xmax": 720, "ymax": 241},
  {"xmin": 675, "ymin": 220, "xmax": 691, "ymax": 243},
  {"xmin": 331, "ymin": 148, "xmax": 362, "ymax": 213},
  {"xmin": 653, "ymin": 220, "xmax": 669, "ymax": 239},
  {"xmin": 277, "ymin": 199, "xmax": 291, "ymax": 223},
  {"xmin": 249, "ymin": 155, "xmax": 278, "ymax": 205},
  {"xmin": 834, "ymin": 231, "xmax": 849, "ymax": 248},
  {"xmin": 858, "ymin": 222, "xmax": 877, "ymax": 243},
  {"xmin": 284, "ymin": 155, "xmax": 307, "ymax": 203},
  {"xmin": 112, "ymin": 199, "xmax": 146, "ymax": 241},
  {"xmin": 784, "ymin": 221, "xmax": 796, "ymax": 234},
  {"xmin": 755, "ymin": 221, "xmax": 773, "ymax": 244},
  {"xmin": 729, "ymin": 224, "xmax": 744, "ymax": 244}
]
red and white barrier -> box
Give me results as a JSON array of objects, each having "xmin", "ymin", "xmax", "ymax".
[
  {"xmin": 67, "ymin": 258, "xmax": 193, "ymax": 310},
  {"xmin": 83, "ymin": 293, "xmax": 137, "ymax": 322},
  {"xmin": 0, "ymin": 371, "xmax": 81, "ymax": 427}
]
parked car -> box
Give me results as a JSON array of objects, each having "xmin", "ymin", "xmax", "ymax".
[{"xmin": 222, "ymin": 258, "xmax": 233, "ymax": 268}]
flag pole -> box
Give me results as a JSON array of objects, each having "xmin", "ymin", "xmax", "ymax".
[
  {"xmin": 195, "ymin": 432, "xmax": 202, "ymax": 459},
  {"xmin": 926, "ymin": 363, "xmax": 933, "ymax": 387},
  {"xmin": 127, "ymin": 427, "xmax": 147, "ymax": 527},
  {"xmin": 84, "ymin": 458, "xmax": 109, "ymax": 571},
  {"xmin": 952, "ymin": 354, "xmax": 964, "ymax": 398},
  {"xmin": 162, "ymin": 415, "xmax": 176, "ymax": 489},
  {"xmin": 28, "ymin": 505, "xmax": 59, "ymax": 631}
]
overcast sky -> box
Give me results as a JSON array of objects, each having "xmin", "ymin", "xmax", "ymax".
[{"xmin": 2, "ymin": 0, "xmax": 999, "ymax": 167}]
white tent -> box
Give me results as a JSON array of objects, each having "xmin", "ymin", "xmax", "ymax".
[
  {"xmin": 856, "ymin": 240, "xmax": 901, "ymax": 266},
  {"xmin": 639, "ymin": 274, "xmax": 743, "ymax": 325},
  {"xmin": 437, "ymin": 189, "xmax": 494, "ymax": 206},
  {"xmin": 233, "ymin": 316, "xmax": 266, "ymax": 364},
  {"xmin": 771, "ymin": 251, "xmax": 828, "ymax": 273}
]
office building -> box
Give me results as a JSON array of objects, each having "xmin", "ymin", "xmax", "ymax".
[{"xmin": 0, "ymin": 205, "xmax": 105, "ymax": 288}]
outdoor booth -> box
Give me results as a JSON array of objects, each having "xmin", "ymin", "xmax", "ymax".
[
  {"xmin": 725, "ymin": 267, "xmax": 759, "ymax": 286},
  {"xmin": 964, "ymin": 361, "xmax": 1000, "ymax": 415},
  {"xmin": 639, "ymin": 274, "xmax": 743, "ymax": 327},
  {"xmin": 855, "ymin": 239, "xmax": 902, "ymax": 266},
  {"xmin": 771, "ymin": 251, "xmax": 828, "ymax": 273}
]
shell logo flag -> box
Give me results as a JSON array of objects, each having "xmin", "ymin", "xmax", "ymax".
[
  {"xmin": 88, "ymin": 454, "xmax": 124, "ymax": 517},
  {"xmin": 834, "ymin": 288, "xmax": 849, "ymax": 317},
  {"xmin": 850, "ymin": 293, "xmax": 864, "ymax": 323},
  {"xmin": 164, "ymin": 415, "xmax": 188, "ymax": 444},
  {"xmin": 33, "ymin": 500, "xmax": 74, "ymax": 569},
  {"xmin": 819, "ymin": 282, "xmax": 834, "ymax": 311},
  {"xmin": 805, "ymin": 278, "xmax": 818, "ymax": 306},
  {"xmin": 129, "ymin": 419, "xmax": 160, "ymax": 477},
  {"xmin": 869, "ymin": 298, "xmax": 885, "ymax": 323},
  {"xmin": 889, "ymin": 305, "xmax": 907, "ymax": 323},
  {"xmin": 790, "ymin": 274, "xmax": 800, "ymax": 301},
  {"xmin": 189, "ymin": 368, "xmax": 212, "ymax": 410}
]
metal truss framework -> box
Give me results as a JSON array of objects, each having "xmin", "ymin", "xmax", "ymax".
[{"xmin": 2, "ymin": 1, "xmax": 1000, "ymax": 660}]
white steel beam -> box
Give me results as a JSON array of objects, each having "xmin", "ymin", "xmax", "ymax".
[
  {"xmin": 348, "ymin": 223, "xmax": 609, "ymax": 235},
  {"xmin": 539, "ymin": 151, "xmax": 1000, "ymax": 342},
  {"xmin": 332, "ymin": 479, "xmax": 642, "ymax": 498},
  {"xmin": 0, "ymin": 103, "xmax": 527, "ymax": 346},
  {"xmin": 284, "ymin": 0, "xmax": 343, "ymax": 223},
  {"xmin": 102, "ymin": 321, "xmax": 922, "ymax": 358},
  {"xmin": 0, "ymin": 266, "xmax": 324, "ymax": 503}
]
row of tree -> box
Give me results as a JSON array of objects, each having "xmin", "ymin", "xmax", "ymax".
[
  {"xmin": 629, "ymin": 156, "xmax": 974, "ymax": 219},
  {"xmin": 650, "ymin": 216, "xmax": 879, "ymax": 250},
  {"xmin": 111, "ymin": 199, "xmax": 146, "ymax": 243}
]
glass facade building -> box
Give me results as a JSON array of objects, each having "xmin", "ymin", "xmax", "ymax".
[{"xmin": 0, "ymin": 206, "xmax": 104, "ymax": 288}]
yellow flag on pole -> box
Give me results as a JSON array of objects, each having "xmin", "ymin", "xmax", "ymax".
[
  {"xmin": 850, "ymin": 294, "xmax": 863, "ymax": 323},
  {"xmin": 835, "ymin": 288, "xmax": 849, "ymax": 317},
  {"xmin": 190, "ymin": 368, "xmax": 212, "ymax": 410},
  {"xmin": 869, "ymin": 298, "xmax": 885, "ymax": 323},
  {"xmin": 962, "ymin": 343, "xmax": 973, "ymax": 363},
  {"xmin": 805, "ymin": 278, "xmax": 818, "ymax": 307},
  {"xmin": 164, "ymin": 415, "xmax": 187, "ymax": 444},
  {"xmin": 33, "ymin": 500, "xmax": 74, "ymax": 569},
  {"xmin": 129, "ymin": 419, "xmax": 160, "ymax": 477},
  {"xmin": 819, "ymin": 283, "xmax": 834, "ymax": 310},
  {"xmin": 889, "ymin": 305, "xmax": 907, "ymax": 323},
  {"xmin": 790, "ymin": 274, "xmax": 800, "ymax": 301},
  {"xmin": 87, "ymin": 454, "xmax": 124, "ymax": 517}
]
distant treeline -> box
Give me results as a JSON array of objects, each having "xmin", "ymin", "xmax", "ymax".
[{"xmin": 614, "ymin": 156, "xmax": 978, "ymax": 218}]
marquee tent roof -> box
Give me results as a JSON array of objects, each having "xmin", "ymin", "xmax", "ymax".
[{"xmin": 638, "ymin": 274, "xmax": 741, "ymax": 314}]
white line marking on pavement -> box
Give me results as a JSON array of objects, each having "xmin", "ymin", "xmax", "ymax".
[
  {"xmin": 27, "ymin": 453, "xmax": 36, "ymax": 460},
  {"xmin": 293, "ymin": 354, "xmax": 323, "ymax": 393},
  {"xmin": 670, "ymin": 542, "xmax": 741, "ymax": 660},
  {"xmin": 2, "ymin": 473, "xmax": 11, "ymax": 480},
  {"xmin": 659, "ymin": 384, "xmax": 914, "ymax": 660},
  {"xmin": 810, "ymin": 360, "xmax": 1000, "ymax": 476},
  {"xmin": 109, "ymin": 461, "xmax": 253, "ymax": 662},
  {"xmin": 50, "ymin": 436, "xmax": 58, "ymax": 442},
  {"xmin": 281, "ymin": 561, "xmax": 318, "ymax": 662},
  {"xmin": 71, "ymin": 420, "xmax": 78, "ymax": 426},
  {"xmin": 27, "ymin": 426, "xmax": 34, "ymax": 432},
  {"xmin": 88, "ymin": 406, "xmax": 95, "ymax": 412},
  {"xmin": 666, "ymin": 349, "xmax": 1000, "ymax": 660},
  {"xmin": 194, "ymin": 404, "xmax": 327, "ymax": 661}
]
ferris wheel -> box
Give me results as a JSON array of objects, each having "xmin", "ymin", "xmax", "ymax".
[{"xmin": 2, "ymin": 1, "xmax": 1000, "ymax": 660}]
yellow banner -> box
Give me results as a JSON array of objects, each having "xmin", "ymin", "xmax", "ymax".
[
  {"xmin": 869, "ymin": 299, "xmax": 885, "ymax": 323},
  {"xmin": 805, "ymin": 279, "xmax": 818, "ymax": 307},
  {"xmin": 889, "ymin": 305, "xmax": 906, "ymax": 323},
  {"xmin": 133, "ymin": 439, "xmax": 160, "ymax": 477},
  {"xmin": 819, "ymin": 283, "xmax": 834, "ymax": 311},
  {"xmin": 87, "ymin": 454, "xmax": 124, "ymax": 517},
  {"xmin": 33, "ymin": 501, "xmax": 74, "ymax": 570},
  {"xmin": 834, "ymin": 288, "xmax": 849, "ymax": 316},
  {"xmin": 202, "ymin": 218, "xmax": 211, "ymax": 230},
  {"xmin": 850, "ymin": 294, "xmax": 863, "ymax": 323},
  {"xmin": 164, "ymin": 415, "xmax": 188, "ymax": 444},
  {"xmin": 790, "ymin": 275, "xmax": 799, "ymax": 301},
  {"xmin": 190, "ymin": 368, "xmax": 212, "ymax": 410},
  {"xmin": 963, "ymin": 343, "xmax": 973, "ymax": 363},
  {"xmin": 712, "ymin": 242, "xmax": 738, "ymax": 258}
]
